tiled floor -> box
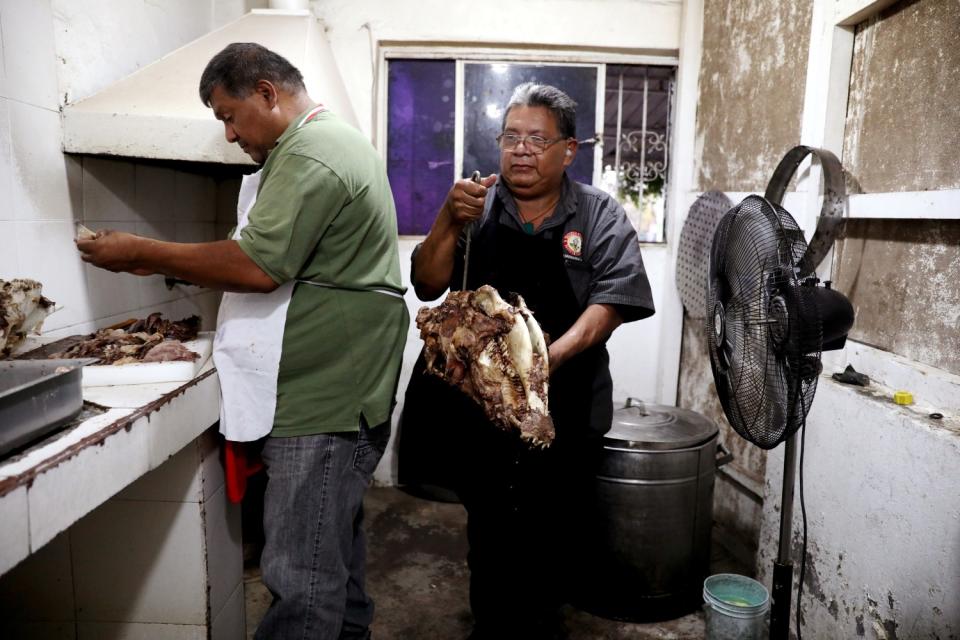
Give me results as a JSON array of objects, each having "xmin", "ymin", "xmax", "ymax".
[{"xmin": 245, "ymin": 486, "xmax": 747, "ymax": 639}]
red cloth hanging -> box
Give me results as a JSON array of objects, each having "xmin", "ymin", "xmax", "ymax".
[{"xmin": 224, "ymin": 440, "xmax": 264, "ymax": 503}]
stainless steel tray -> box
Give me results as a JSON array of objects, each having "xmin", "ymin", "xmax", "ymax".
[{"xmin": 0, "ymin": 359, "xmax": 96, "ymax": 457}]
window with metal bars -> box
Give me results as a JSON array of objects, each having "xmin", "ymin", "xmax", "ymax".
[{"xmin": 385, "ymin": 58, "xmax": 675, "ymax": 243}]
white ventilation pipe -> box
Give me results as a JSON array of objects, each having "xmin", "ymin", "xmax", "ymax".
[{"xmin": 269, "ymin": 0, "xmax": 309, "ymax": 10}]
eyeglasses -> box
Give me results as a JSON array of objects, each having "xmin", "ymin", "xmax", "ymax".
[{"xmin": 496, "ymin": 133, "xmax": 567, "ymax": 154}]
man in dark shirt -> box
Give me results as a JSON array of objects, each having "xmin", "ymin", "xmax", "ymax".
[{"xmin": 412, "ymin": 82, "xmax": 655, "ymax": 639}]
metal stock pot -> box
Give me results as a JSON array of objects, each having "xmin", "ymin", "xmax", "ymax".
[{"xmin": 582, "ymin": 398, "xmax": 732, "ymax": 622}]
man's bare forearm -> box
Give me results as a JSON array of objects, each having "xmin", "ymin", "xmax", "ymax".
[
  {"xmin": 77, "ymin": 230, "xmax": 279, "ymax": 293},
  {"xmin": 548, "ymin": 304, "xmax": 623, "ymax": 372},
  {"xmin": 413, "ymin": 207, "xmax": 462, "ymax": 300},
  {"xmin": 139, "ymin": 239, "xmax": 279, "ymax": 293},
  {"xmin": 413, "ymin": 174, "xmax": 496, "ymax": 300}
]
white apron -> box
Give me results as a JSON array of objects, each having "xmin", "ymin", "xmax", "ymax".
[
  {"xmin": 213, "ymin": 169, "xmax": 295, "ymax": 441},
  {"xmin": 213, "ymin": 105, "xmax": 327, "ymax": 441}
]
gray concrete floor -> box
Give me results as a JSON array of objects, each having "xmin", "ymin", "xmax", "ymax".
[{"xmin": 245, "ymin": 486, "xmax": 746, "ymax": 639}]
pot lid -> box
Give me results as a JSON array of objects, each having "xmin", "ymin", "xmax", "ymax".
[{"xmin": 605, "ymin": 399, "xmax": 717, "ymax": 450}]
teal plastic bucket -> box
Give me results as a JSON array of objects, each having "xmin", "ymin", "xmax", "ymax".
[{"xmin": 703, "ymin": 574, "xmax": 769, "ymax": 640}]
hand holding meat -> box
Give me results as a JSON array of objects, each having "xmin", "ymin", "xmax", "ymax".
[
  {"xmin": 75, "ymin": 222, "xmax": 98, "ymax": 241},
  {"xmin": 442, "ymin": 174, "xmax": 497, "ymax": 227},
  {"xmin": 416, "ymin": 285, "xmax": 555, "ymax": 447},
  {"xmin": 76, "ymin": 229, "xmax": 156, "ymax": 276}
]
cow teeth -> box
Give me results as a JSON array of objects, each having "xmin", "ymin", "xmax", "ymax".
[{"xmin": 416, "ymin": 285, "xmax": 556, "ymax": 447}]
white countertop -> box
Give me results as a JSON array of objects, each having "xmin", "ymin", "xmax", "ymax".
[{"xmin": 0, "ymin": 361, "xmax": 220, "ymax": 577}]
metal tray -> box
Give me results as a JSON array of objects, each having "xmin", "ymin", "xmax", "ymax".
[{"xmin": 0, "ymin": 359, "xmax": 96, "ymax": 457}]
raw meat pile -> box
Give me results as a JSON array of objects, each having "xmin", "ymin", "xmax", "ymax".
[
  {"xmin": 0, "ymin": 279, "xmax": 55, "ymax": 358},
  {"xmin": 49, "ymin": 313, "xmax": 201, "ymax": 365},
  {"xmin": 416, "ymin": 285, "xmax": 555, "ymax": 448}
]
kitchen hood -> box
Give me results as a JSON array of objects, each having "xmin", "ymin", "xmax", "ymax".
[{"xmin": 61, "ymin": 9, "xmax": 357, "ymax": 165}]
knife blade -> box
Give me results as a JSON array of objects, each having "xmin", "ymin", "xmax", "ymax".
[{"xmin": 462, "ymin": 170, "xmax": 482, "ymax": 291}]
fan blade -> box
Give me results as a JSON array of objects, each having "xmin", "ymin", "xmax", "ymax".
[{"xmin": 713, "ymin": 298, "xmax": 773, "ymax": 446}]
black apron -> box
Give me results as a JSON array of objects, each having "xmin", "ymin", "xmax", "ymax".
[
  {"xmin": 463, "ymin": 208, "xmax": 611, "ymax": 636},
  {"xmin": 398, "ymin": 205, "xmax": 612, "ymax": 499},
  {"xmin": 465, "ymin": 207, "xmax": 609, "ymax": 440}
]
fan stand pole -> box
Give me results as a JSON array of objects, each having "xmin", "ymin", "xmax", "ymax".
[{"xmin": 770, "ymin": 432, "xmax": 798, "ymax": 640}]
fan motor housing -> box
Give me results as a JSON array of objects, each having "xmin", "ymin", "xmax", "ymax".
[{"xmin": 712, "ymin": 301, "xmax": 727, "ymax": 369}]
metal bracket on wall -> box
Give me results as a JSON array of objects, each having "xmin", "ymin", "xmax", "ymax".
[{"xmin": 764, "ymin": 145, "xmax": 847, "ymax": 278}]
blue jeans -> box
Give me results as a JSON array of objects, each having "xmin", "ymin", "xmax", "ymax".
[{"xmin": 255, "ymin": 418, "xmax": 390, "ymax": 640}]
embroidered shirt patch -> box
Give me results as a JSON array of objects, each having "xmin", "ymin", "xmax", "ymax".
[{"xmin": 562, "ymin": 231, "xmax": 583, "ymax": 257}]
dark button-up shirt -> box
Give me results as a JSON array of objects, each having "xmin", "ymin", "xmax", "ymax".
[
  {"xmin": 411, "ymin": 174, "xmax": 655, "ymax": 435},
  {"xmin": 417, "ymin": 174, "xmax": 655, "ymax": 322}
]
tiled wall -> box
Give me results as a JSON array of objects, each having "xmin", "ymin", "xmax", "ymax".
[
  {"xmin": 1, "ymin": 152, "xmax": 232, "ymax": 338},
  {"xmin": 0, "ymin": 429, "xmax": 244, "ymax": 640},
  {"xmin": 0, "ymin": 0, "xmax": 80, "ymax": 316},
  {"xmin": 0, "ymin": 0, "xmax": 253, "ymax": 339}
]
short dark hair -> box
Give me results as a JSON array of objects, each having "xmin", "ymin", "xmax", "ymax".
[
  {"xmin": 502, "ymin": 83, "xmax": 577, "ymax": 139},
  {"xmin": 199, "ymin": 43, "xmax": 306, "ymax": 106}
]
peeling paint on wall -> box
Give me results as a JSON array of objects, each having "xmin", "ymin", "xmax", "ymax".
[
  {"xmin": 678, "ymin": 319, "xmax": 767, "ymax": 485},
  {"xmin": 694, "ymin": 0, "xmax": 813, "ymax": 191},
  {"xmin": 784, "ymin": 537, "xmax": 903, "ymax": 638},
  {"xmin": 843, "ymin": 0, "xmax": 960, "ymax": 193},
  {"xmin": 677, "ymin": 317, "xmax": 766, "ymax": 567},
  {"xmin": 834, "ymin": 219, "xmax": 960, "ymax": 376},
  {"xmin": 684, "ymin": 0, "xmax": 813, "ymax": 576},
  {"xmin": 756, "ymin": 376, "xmax": 960, "ymax": 640}
]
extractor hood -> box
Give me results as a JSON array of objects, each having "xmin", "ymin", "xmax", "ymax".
[{"xmin": 61, "ymin": 9, "xmax": 357, "ymax": 165}]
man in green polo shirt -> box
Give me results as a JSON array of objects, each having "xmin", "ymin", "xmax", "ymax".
[{"xmin": 77, "ymin": 43, "xmax": 408, "ymax": 640}]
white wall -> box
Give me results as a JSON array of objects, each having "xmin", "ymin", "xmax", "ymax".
[
  {"xmin": 311, "ymin": 0, "xmax": 682, "ymax": 139},
  {"xmin": 607, "ymin": 243, "xmax": 669, "ymax": 404},
  {"xmin": 756, "ymin": 342, "xmax": 960, "ymax": 638},
  {"xmin": 54, "ymin": 0, "xmax": 268, "ymax": 105},
  {"xmin": 0, "ymin": 1, "xmax": 264, "ymax": 339},
  {"xmin": 0, "ymin": 428, "xmax": 244, "ymax": 638},
  {"xmin": 55, "ymin": 0, "xmax": 209, "ymax": 105}
]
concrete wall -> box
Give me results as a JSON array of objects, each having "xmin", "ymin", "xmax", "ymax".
[
  {"xmin": 677, "ymin": 320, "xmax": 765, "ymax": 567},
  {"xmin": 836, "ymin": 0, "xmax": 960, "ymax": 378},
  {"xmin": 759, "ymin": 3, "xmax": 960, "ymax": 637},
  {"xmin": 679, "ymin": 0, "xmax": 815, "ymax": 568},
  {"xmin": 842, "ymin": 0, "xmax": 960, "ymax": 193},
  {"xmin": 834, "ymin": 219, "xmax": 960, "ymax": 377},
  {"xmin": 694, "ymin": 0, "xmax": 813, "ymax": 191},
  {"xmin": 681, "ymin": 10, "xmax": 960, "ymax": 639},
  {"xmin": 757, "ymin": 345, "xmax": 960, "ymax": 639}
]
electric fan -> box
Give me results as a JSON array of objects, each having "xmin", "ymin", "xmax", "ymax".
[{"xmin": 705, "ymin": 146, "xmax": 854, "ymax": 639}]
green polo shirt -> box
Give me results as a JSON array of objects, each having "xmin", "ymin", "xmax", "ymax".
[{"xmin": 236, "ymin": 108, "xmax": 409, "ymax": 436}]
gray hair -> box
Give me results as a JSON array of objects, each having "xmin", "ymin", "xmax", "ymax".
[
  {"xmin": 199, "ymin": 43, "xmax": 306, "ymax": 106},
  {"xmin": 501, "ymin": 83, "xmax": 577, "ymax": 139}
]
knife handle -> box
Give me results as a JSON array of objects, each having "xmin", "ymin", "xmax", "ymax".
[{"xmin": 462, "ymin": 171, "xmax": 483, "ymax": 291}]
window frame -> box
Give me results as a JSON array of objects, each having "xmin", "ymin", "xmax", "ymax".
[
  {"xmin": 815, "ymin": 0, "xmax": 959, "ymax": 218},
  {"xmin": 784, "ymin": 0, "xmax": 960, "ymax": 281},
  {"xmin": 456, "ymin": 59, "xmax": 604, "ymax": 189},
  {"xmin": 374, "ymin": 45, "xmax": 679, "ymax": 239}
]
